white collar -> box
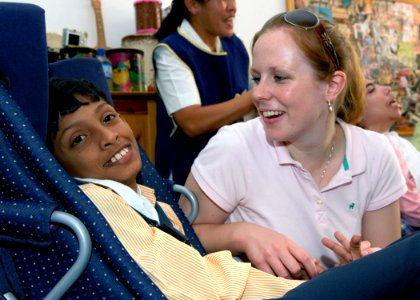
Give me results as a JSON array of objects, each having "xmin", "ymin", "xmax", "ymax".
[
  {"xmin": 180, "ymin": 19, "xmax": 223, "ymax": 52},
  {"xmin": 75, "ymin": 177, "xmax": 160, "ymax": 224}
]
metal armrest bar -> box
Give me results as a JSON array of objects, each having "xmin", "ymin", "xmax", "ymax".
[
  {"xmin": 2, "ymin": 292, "xmax": 18, "ymax": 300},
  {"xmin": 45, "ymin": 211, "xmax": 92, "ymax": 300},
  {"xmin": 172, "ymin": 184, "xmax": 199, "ymax": 224}
]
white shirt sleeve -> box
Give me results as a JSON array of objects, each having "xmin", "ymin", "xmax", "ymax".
[{"xmin": 154, "ymin": 45, "xmax": 201, "ymax": 115}]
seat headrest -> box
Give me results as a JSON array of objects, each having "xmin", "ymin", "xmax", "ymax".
[
  {"xmin": 0, "ymin": 2, "xmax": 49, "ymax": 140},
  {"xmin": 48, "ymin": 58, "xmax": 113, "ymax": 105}
]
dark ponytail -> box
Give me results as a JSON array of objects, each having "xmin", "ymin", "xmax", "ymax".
[{"xmin": 154, "ymin": 0, "xmax": 189, "ymax": 41}]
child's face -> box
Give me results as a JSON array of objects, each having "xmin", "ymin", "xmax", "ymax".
[{"xmin": 51, "ymin": 95, "xmax": 141, "ymax": 191}]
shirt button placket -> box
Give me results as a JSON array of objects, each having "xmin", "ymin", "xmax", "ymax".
[{"xmin": 315, "ymin": 197, "xmax": 328, "ymax": 228}]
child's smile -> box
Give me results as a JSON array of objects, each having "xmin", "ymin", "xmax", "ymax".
[{"xmin": 52, "ymin": 96, "xmax": 141, "ymax": 191}]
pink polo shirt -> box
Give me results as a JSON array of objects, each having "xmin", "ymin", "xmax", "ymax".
[
  {"xmin": 388, "ymin": 139, "xmax": 420, "ymax": 227},
  {"xmin": 192, "ymin": 118, "xmax": 406, "ymax": 267}
]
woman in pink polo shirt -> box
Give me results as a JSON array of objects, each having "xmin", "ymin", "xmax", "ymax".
[{"xmin": 180, "ymin": 10, "xmax": 405, "ymax": 280}]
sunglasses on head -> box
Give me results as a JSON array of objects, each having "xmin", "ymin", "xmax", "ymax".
[{"xmin": 281, "ymin": 9, "xmax": 340, "ymax": 71}]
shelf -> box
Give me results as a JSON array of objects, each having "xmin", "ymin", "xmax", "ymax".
[{"xmin": 111, "ymin": 92, "xmax": 156, "ymax": 100}]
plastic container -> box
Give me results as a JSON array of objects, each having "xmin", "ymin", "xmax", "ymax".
[
  {"xmin": 122, "ymin": 34, "xmax": 158, "ymax": 92},
  {"xmin": 96, "ymin": 48, "xmax": 113, "ymax": 91},
  {"xmin": 134, "ymin": 0, "xmax": 162, "ymax": 35},
  {"xmin": 106, "ymin": 48, "xmax": 145, "ymax": 92}
]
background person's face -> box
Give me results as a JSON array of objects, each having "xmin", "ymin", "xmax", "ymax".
[
  {"xmin": 362, "ymin": 82, "xmax": 401, "ymax": 128},
  {"xmin": 193, "ymin": 0, "xmax": 236, "ymax": 38},
  {"xmin": 52, "ymin": 97, "xmax": 141, "ymax": 190}
]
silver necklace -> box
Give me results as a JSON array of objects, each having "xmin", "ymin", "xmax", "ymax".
[{"xmin": 319, "ymin": 139, "xmax": 336, "ymax": 185}]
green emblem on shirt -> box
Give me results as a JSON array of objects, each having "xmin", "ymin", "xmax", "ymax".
[{"xmin": 349, "ymin": 202, "xmax": 355, "ymax": 210}]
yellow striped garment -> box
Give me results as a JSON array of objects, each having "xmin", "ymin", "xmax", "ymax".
[{"xmin": 80, "ymin": 183, "xmax": 303, "ymax": 299}]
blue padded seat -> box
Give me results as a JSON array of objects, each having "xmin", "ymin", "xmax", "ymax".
[
  {"xmin": 49, "ymin": 57, "xmax": 113, "ymax": 105},
  {"xmin": 1, "ymin": 3, "xmax": 204, "ymax": 297},
  {"xmin": 0, "ymin": 83, "xmax": 167, "ymax": 299},
  {"xmin": 49, "ymin": 58, "xmax": 206, "ymax": 255},
  {"xmin": 0, "ymin": 3, "xmax": 166, "ymax": 299},
  {"xmin": 0, "ymin": 2, "xmax": 48, "ymax": 141}
]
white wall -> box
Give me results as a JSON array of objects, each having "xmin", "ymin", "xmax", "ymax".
[
  {"xmin": 235, "ymin": 0, "xmax": 284, "ymax": 52},
  {"xmin": 3, "ymin": 0, "xmax": 285, "ymax": 54}
]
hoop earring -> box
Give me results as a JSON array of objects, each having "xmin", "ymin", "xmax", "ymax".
[{"xmin": 327, "ymin": 100, "xmax": 333, "ymax": 112}]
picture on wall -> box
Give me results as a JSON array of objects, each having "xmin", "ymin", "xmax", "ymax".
[{"xmin": 286, "ymin": 0, "xmax": 420, "ymax": 135}]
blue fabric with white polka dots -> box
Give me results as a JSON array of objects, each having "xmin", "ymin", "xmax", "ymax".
[
  {"xmin": 0, "ymin": 2, "xmax": 204, "ymax": 296},
  {"xmin": 0, "ymin": 79, "xmax": 166, "ymax": 299},
  {"xmin": 49, "ymin": 58, "xmax": 207, "ymax": 256}
]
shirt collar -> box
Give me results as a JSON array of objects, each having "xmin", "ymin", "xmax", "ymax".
[
  {"xmin": 272, "ymin": 119, "xmax": 367, "ymax": 177},
  {"xmin": 337, "ymin": 119, "xmax": 366, "ymax": 176},
  {"xmin": 74, "ymin": 177, "xmax": 160, "ymax": 224},
  {"xmin": 179, "ymin": 19, "xmax": 223, "ymax": 52}
]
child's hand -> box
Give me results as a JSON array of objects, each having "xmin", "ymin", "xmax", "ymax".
[
  {"xmin": 321, "ymin": 231, "xmax": 381, "ymax": 265},
  {"xmin": 300, "ymin": 258, "xmax": 325, "ymax": 279}
]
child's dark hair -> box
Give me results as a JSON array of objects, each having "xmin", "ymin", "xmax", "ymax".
[{"xmin": 47, "ymin": 77, "xmax": 108, "ymax": 151}]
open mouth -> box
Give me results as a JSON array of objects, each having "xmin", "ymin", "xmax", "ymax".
[
  {"xmin": 224, "ymin": 17, "xmax": 235, "ymax": 27},
  {"xmin": 262, "ymin": 110, "xmax": 285, "ymax": 119},
  {"xmin": 104, "ymin": 146, "xmax": 130, "ymax": 167},
  {"xmin": 388, "ymin": 98, "xmax": 400, "ymax": 109}
]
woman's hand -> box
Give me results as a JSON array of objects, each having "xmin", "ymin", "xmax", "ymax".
[
  {"xmin": 321, "ymin": 231, "xmax": 381, "ymax": 265},
  {"xmin": 241, "ymin": 225, "xmax": 322, "ymax": 279}
]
